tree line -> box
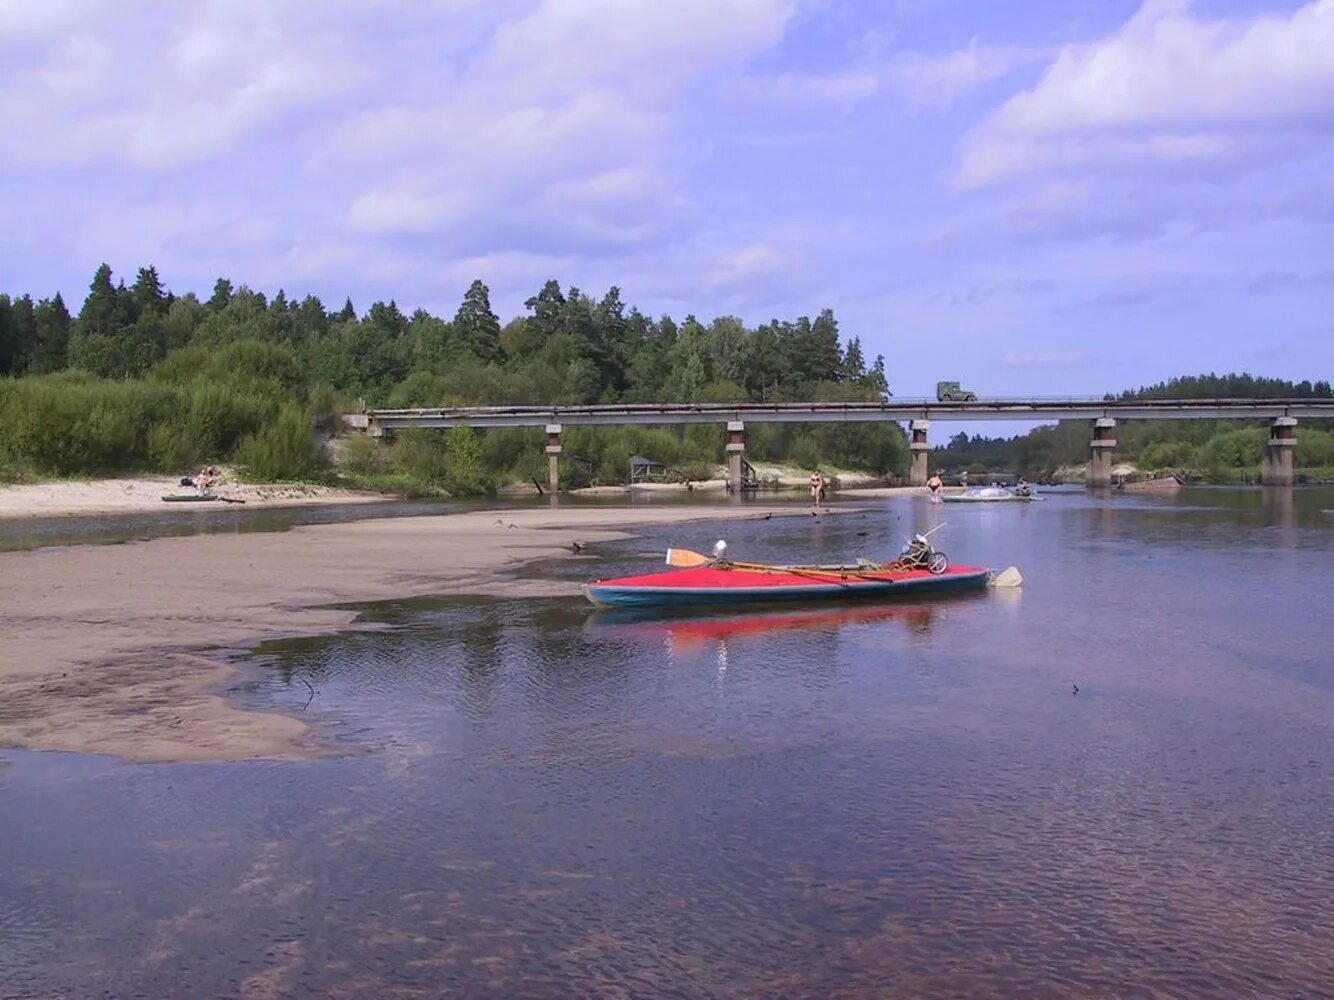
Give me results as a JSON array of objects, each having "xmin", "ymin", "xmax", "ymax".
[
  {"xmin": 0, "ymin": 265, "xmax": 906, "ymax": 490},
  {"xmin": 938, "ymin": 374, "xmax": 1334, "ymax": 481}
]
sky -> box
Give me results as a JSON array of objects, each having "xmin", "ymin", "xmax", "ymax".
[{"xmin": 1, "ymin": 0, "xmax": 1332, "ymax": 401}]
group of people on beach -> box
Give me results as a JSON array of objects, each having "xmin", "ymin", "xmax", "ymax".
[{"xmin": 181, "ymin": 466, "xmax": 221, "ymax": 492}]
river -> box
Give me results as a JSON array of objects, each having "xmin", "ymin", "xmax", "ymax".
[{"xmin": 2, "ymin": 487, "xmax": 1331, "ymax": 998}]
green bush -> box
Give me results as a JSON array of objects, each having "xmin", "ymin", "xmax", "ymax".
[
  {"xmin": 442, "ymin": 426, "xmax": 493, "ymax": 496},
  {"xmin": 388, "ymin": 371, "xmax": 451, "ymax": 407},
  {"xmin": 1296, "ymin": 428, "xmax": 1334, "ymax": 468},
  {"xmin": 235, "ymin": 406, "xmax": 325, "ymax": 481},
  {"xmin": 789, "ymin": 437, "xmax": 820, "ymax": 471},
  {"xmin": 340, "ymin": 434, "xmax": 388, "ymax": 477},
  {"xmin": 0, "ymin": 374, "xmax": 176, "ymax": 475},
  {"xmin": 1194, "ymin": 427, "xmax": 1267, "ymax": 470},
  {"xmin": 390, "ymin": 429, "xmax": 451, "ymax": 485},
  {"xmin": 678, "ymin": 460, "xmax": 718, "ymax": 482},
  {"xmin": 151, "ymin": 339, "xmax": 305, "ymax": 400}
]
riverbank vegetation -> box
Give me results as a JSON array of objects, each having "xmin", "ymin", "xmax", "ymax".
[
  {"xmin": 1, "ymin": 265, "xmax": 903, "ymax": 493},
  {"xmin": 936, "ymin": 375, "xmax": 1334, "ymax": 482}
]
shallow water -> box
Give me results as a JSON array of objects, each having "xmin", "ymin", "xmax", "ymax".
[
  {"xmin": 0, "ymin": 488, "xmax": 779, "ymax": 552},
  {"xmin": 3, "ymin": 487, "xmax": 1333, "ymax": 998}
]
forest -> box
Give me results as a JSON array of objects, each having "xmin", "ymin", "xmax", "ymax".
[
  {"xmin": 4, "ymin": 266, "xmax": 1330, "ymax": 492},
  {"xmin": 0, "ymin": 265, "xmax": 903, "ymax": 493}
]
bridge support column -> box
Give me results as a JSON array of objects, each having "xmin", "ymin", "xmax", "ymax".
[
  {"xmin": 909, "ymin": 420, "xmax": 930, "ymax": 487},
  {"xmin": 545, "ymin": 424, "xmax": 562, "ymax": 494},
  {"xmin": 1261, "ymin": 417, "xmax": 1297, "ymax": 486},
  {"xmin": 1088, "ymin": 418, "xmax": 1117, "ymax": 488},
  {"xmin": 726, "ymin": 421, "xmax": 745, "ymax": 497}
]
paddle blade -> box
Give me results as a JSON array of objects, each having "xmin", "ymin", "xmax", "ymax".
[
  {"xmin": 990, "ymin": 566, "xmax": 1023, "ymax": 588},
  {"xmin": 665, "ymin": 547, "xmax": 711, "ymax": 568}
]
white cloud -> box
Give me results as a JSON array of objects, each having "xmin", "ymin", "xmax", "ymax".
[
  {"xmin": 329, "ymin": 0, "xmax": 797, "ymax": 256},
  {"xmin": 705, "ymin": 241, "xmax": 790, "ymax": 290},
  {"xmin": 0, "ymin": 2, "xmax": 364, "ymax": 169},
  {"xmin": 480, "ymin": 0, "xmax": 793, "ymax": 101},
  {"xmin": 0, "ymin": 0, "xmax": 800, "ymax": 268},
  {"xmin": 959, "ymin": 0, "xmax": 1334, "ymax": 187},
  {"xmin": 728, "ymin": 68, "xmax": 882, "ymax": 109},
  {"xmin": 889, "ymin": 39, "xmax": 1034, "ymax": 109}
]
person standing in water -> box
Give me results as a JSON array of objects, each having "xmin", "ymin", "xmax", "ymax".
[
  {"xmin": 809, "ymin": 469, "xmax": 825, "ymax": 508},
  {"xmin": 927, "ymin": 471, "xmax": 943, "ymax": 502}
]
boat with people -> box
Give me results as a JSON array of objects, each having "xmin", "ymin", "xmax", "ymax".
[
  {"xmin": 583, "ymin": 532, "xmax": 1019, "ymax": 609},
  {"xmin": 942, "ymin": 486, "xmax": 1042, "ymax": 504}
]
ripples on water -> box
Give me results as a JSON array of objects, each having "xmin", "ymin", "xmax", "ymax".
[{"xmin": 2, "ymin": 488, "xmax": 1332, "ymax": 998}]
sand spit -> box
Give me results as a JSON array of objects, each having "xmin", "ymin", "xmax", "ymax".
[
  {"xmin": 0, "ymin": 503, "xmax": 847, "ymax": 763},
  {"xmin": 0, "ymin": 474, "xmax": 386, "ymax": 519}
]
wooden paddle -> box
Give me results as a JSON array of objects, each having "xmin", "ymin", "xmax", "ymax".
[
  {"xmin": 665, "ymin": 548, "xmax": 882, "ymax": 584},
  {"xmin": 666, "ymin": 548, "xmax": 837, "ymax": 573},
  {"xmin": 665, "ymin": 547, "xmax": 712, "ymax": 568}
]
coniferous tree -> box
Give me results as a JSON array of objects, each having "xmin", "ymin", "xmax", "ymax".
[
  {"xmin": 867, "ymin": 355, "xmax": 889, "ymax": 398},
  {"xmin": 130, "ymin": 266, "xmax": 166, "ymax": 318},
  {"xmin": 454, "ymin": 280, "xmax": 504, "ymax": 363},
  {"xmin": 810, "ymin": 308, "xmax": 843, "ymax": 384},
  {"xmin": 0, "ymin": 294, "xmax": 14, "ymax": 375},
  {"xmin": 30, "ymin": 294, "xmax": 73, "ymax": 374},
  {"xmin": 77, "ymin": 263, "xmax": 121, "ymax": 338},
  {"xmin": 841, "ymin": 336, "xmax": 866, "ymax": 383}
]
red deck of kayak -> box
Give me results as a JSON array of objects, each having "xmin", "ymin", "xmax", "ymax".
[{"xmin": 591, "ymin": 564, "xmax": 986, "ymax": 590}]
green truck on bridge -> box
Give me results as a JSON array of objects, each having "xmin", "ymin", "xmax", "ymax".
[{"xmin": 936, "ymin": 381, "xmax": 977, "ymax": 402}]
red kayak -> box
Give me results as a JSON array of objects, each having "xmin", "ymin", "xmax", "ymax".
[{"xmin": 583, "ymin": 562, "xmax": 990, "ymax": 608}]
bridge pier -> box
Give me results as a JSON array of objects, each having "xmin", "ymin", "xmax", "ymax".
[
  {"xmin": 1088, "ymin": 418, "xmax": 1117, "ymax": 488},
  {"xmin": 545, "ymin": 423, "xmax": 562, "ymax": 494},
  {"xmin": 1261, "ymin": 417, "xmax": 1297, "ymax": 486},
  {"xmin": 726, "ymin": 421, "xmax": 745, "ymax": 498},
  {"xmin": 908, "ymin": 420, "xmax": 930, "ymax": 487}
]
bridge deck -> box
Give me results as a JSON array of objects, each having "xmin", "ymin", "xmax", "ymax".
[{"xmin": 347, "ymin": 398, "xmax": 1334, "ymax": 430}]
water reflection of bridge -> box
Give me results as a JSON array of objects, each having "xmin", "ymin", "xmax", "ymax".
[{"xmin": 343, "ymin": 398, "xmax": 1334, "ymax": 491}]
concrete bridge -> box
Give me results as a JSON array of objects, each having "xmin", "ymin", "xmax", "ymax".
[{"xmin": 343, "ymin": 398, "xmax": 1334, "ymax": 490}]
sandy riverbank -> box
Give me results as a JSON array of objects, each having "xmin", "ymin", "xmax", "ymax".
[
  {"xmin": 0, "ymin": 474, "xmax": 387, "ymax": 519},
  {"xmin": 0, "ymin": 503, "xmax": 847, "ymax": 763}
]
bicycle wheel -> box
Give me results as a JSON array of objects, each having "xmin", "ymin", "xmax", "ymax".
[{"xmin": 928, "ymin": 551, "xmax": 949, "ymax": 574}]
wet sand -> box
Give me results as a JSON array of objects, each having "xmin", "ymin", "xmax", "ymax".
[{"xmin": 0, "ymin": 503, "xmax": 842, "ymax": 763}]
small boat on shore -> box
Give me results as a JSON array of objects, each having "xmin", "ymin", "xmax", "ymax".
[
  {"xmin": 584, "ymin": 534, "xmax": 1015, "ymax": 609},
  {"xmin": 1118, "ymin": 476, "xmax": 1184, "ymax": 493},
  {"xmin": 161, "ymin": 493, "xmax": 218, "ymax": 503},
  {"xmin": 942, "ymin": 486, "xmax": 1041, "ymax": 504}
]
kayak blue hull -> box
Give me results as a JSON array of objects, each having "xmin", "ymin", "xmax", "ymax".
[{"xmin": 584, "ymin": 569, "xmax": 990, "ymax": 609}]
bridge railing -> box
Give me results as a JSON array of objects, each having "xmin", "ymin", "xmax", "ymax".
[{"xmin": 344, "ymin": 399, "xmax": 1334, "ymax": 434}]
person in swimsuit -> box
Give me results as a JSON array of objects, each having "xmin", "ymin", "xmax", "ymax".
[{"xmin": 809, "ymin": 469, "xmax": 825, "ymax": 508}]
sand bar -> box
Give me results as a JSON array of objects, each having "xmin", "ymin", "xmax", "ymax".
[
  {"xmin": 0, "ymin": 474, "xmax": 387, "ymax": 519},
  {"xmin": 0, "ymin": 503, "xmax": 845, "ymax": 763}
]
